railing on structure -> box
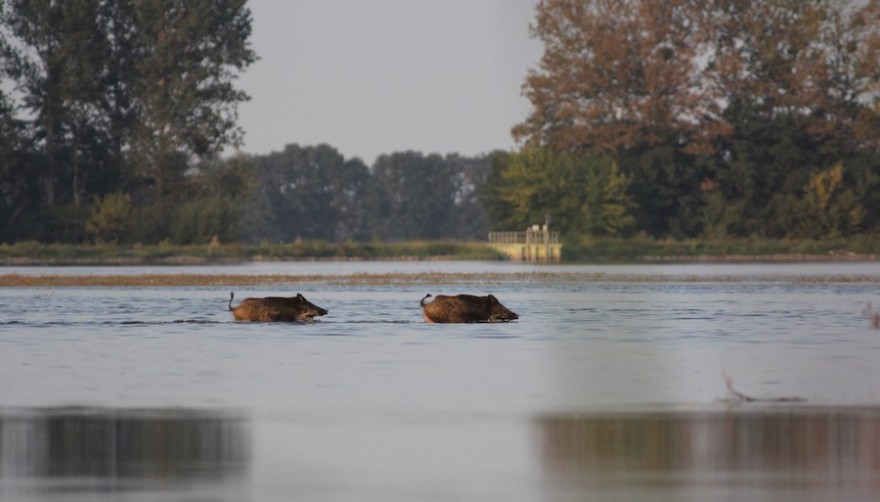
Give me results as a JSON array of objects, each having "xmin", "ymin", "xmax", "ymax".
[{"xmin": 488, "ymin": 227, "xmax": 559, "ymax": 245}]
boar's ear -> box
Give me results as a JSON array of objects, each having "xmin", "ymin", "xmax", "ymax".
[
  {"xmin": 487, "ymin": 294, "xmax": 498, "ymax": 304},
  {"xmin": 296, "ymin": 293, "xmax": 305, "ymax": 302}
]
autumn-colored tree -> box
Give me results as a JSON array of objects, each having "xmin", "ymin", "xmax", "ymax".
[
  {"xmin": 512, "ymin": 0, "xmax": 722, "ymax": 236},
  {"xmin": 85, "ymin": 191, "xmax": 132, "ymax": 243},
  {"xmin": 514, "ymin": 0, "xmax": 721, "ymax": 155},
  {"xmin": 518, "ymin": 0, "xmax": 880, "ymax": 155},
  {"xmin": 702, "ymin": 0, "xmax": 880, "ymax": 149},
  {"xmin": 797, "ymin": 160, "xmax": 873, "ymax": 239},
  {"xmin": 703, "ymin": 0, "xmax": 880, "ymax": 238},
  {"xmin": 513, "ymin": 0, "xmax": 880, "ymax": 239}
]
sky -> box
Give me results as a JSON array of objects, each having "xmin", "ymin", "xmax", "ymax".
[{"xmin": 232, "ymin": 0, "xmax": 543, "ymax": 164}]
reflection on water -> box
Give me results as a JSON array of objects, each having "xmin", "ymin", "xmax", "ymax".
[
  {"xmin": 539, "ymin": 407, "xmax": 880, "ymax": 500},
  {"xmin": 0, "ymin": 407, "xmax": 248, "ymax": 499}
]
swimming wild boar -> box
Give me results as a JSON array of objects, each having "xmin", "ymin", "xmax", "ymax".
[
  {"xmin": 228, "ymin": 291, "xmax": 328, "ymax": 322},
  {"xmin": 420, "ymin": 293, "xmax": 518, "ymax": 323}
]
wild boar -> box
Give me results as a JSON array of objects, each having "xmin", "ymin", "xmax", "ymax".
[
  {"xmin": 420, "ymin": 293, "xmax": 519, "ymax": 323},
  {"xmin": 228, "ymin": 291, "xmax": 328, "ymax": 322}
]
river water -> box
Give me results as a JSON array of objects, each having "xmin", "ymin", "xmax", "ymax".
[{"xmin": 1, "ymin": 261, "xmax": 880, "ymax": 501}]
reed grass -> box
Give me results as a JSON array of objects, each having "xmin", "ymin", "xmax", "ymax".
[{"xmin": 565, "ymin": 236, "xmax": 880, "ymax": 262}]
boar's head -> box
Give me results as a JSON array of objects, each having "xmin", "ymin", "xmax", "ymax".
[
  {"xmin": 295, "ymin": 294, "xmax": 328, "ymax": 320},
  {"xmin": 487, "ymin": 294, "xmax": 518, "ymax": 322}
]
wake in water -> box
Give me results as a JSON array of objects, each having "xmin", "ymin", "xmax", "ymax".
[
  {"xmin": 0, "ymin": 319, "xmax": 222, "ymax": 327},
  {"xmin": 0, "ymin": 319, "xmax": 421, "ymax": 327}
]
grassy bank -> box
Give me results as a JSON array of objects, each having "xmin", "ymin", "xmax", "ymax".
[
  {"xmin": 0, "ymin": 240, "xmax": 506, "ymax": 265},
  {"xmin": 1, "ymin": 236, "xmax": 879, "ymax": 265},
  {"xmin": 564, "ymin": 236, "xmax": 880, "ymax": 262}
]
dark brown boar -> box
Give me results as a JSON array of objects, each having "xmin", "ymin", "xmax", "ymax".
[
  {"xmin": 420, "ymin": 293, "xmax": 518, "ymax": 323},
  {"xmin": 228, "ymin": 291, "xmax": 328, "ymax": 322}
]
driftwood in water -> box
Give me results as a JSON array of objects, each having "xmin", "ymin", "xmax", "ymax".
[{"xmin": 722, "ymin": 372, "xmax": 806, "ymax": 403}]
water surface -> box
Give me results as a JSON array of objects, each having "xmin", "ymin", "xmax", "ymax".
[{"xmin": 2, "ymin": 262, "xmax": 880, "ymax": 500}]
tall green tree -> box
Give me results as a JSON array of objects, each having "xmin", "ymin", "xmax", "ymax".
[
  {"xmin": 369, "ymin": 152, "xmax": 470, "ymax": 241},
  {"xmin": 162, "ymin": 154, "xmax": 254, "ymax": 245},
  {"xmin": 444, "ymin": 153, "xmax": 492, "ymax": 239},
  {"xmin": 128, "ymin": 0, "xmax": 256, "ymax": 198},
  {"xmin": 1, "ymin": 0, "xmax": 124, "ymax": 211},
  {"xmin": 0, "ymin": 77, "xmax": 34, "ymax": 242},
  {"xmin": 248, "ymin": 144, "xmax": 372, "ymax": 243},
  {"xmin": 0, "ymin": 0, "xmax": 255, "ymax": 243},
  {"xmin": 485, "ymin": 148, "xmax": 634, "ymax": 237}
]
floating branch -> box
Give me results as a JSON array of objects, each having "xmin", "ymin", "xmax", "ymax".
[{"xmin": 722, "ymin": 371, "xmax": 806, "ymax": 403}]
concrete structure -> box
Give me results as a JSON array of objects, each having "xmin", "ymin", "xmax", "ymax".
[{"xmin": 488, "ymin": 225, "xmax": 562, "ymax": 262}]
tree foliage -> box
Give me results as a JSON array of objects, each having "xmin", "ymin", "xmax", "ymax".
[
  {"xmin": 371, "ymin": 152, "xmax": 456, "ymax": 241},
  {"xmin": 245, "ymin": 144, "xmax": 372, "ymax": 243},
  {"xmin": 0, "ymin": 0, "xmax": 255, "ymax": 243},
  {"xmin": 2, "ymin": 0, "xmax": 880, "ymax": 246},
  {"xmin": 518, "ymin": 0, "xmax": 880, "ymax": 154},
  {"xmin": 486, "ymin": 148, "xmax": 634, "ymax": 237},
  {"xmin": 85, "ymin": 191, "xmax": 132, "ymax": 243},
  {"xmin": 514, "ymin": 0, "xmax": 721, "ymax": 155},
  {"xmin": 506, "ymin": 0, "xmax": 880, "ymax": 239},
  {"xmin": 230, "ymin": 145, "xmax": 493, "ymax": 244},
  {"xmin": 128, "ymin": 0, "xmax": 256, "ymax": 196},
  {"xmin": 368, "ymin": 151, "xmax": 493, "ymax": 241},
  {"xmin": 2, "ymin": 0, "xmax": 125, "ymax": 209}
]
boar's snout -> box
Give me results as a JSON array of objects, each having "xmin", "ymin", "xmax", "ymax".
[
  {"xmin": 491, "ymin": 308, "xmax": 518, "ymax": 322},
  {"xmin": 488, "ymin": 295, "xmax": 518, "ymax": 322},
  {"xmin": 504, "ymin": 310, "xmax": 519, "ymax": 321},
  {"xmin": 297, "ymin": 293, "xmax": 328, "ymax": 319}
]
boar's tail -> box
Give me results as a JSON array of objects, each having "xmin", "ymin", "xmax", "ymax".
[
  {"xmin": 228, "ymin": 291, "xmax": 235, "ymax": 311},
  {"xmin": 420, "ymin": 293, "xmax": 433, "ymax": 307}
]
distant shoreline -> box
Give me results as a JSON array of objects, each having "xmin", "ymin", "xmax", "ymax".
[
  {"xmin": 631, "ymin": 253, "xmax": 879, "ymax": 264},
  {"xmin": 1, "ymin": 238, "xmax": 879, "ymax": 266},
  {"xmin": 0, "ymin": 254, "xmax": 491, "ymax": 267},
  {"xmin": 0, "ymin": 253, "xmax": 877, "ymax": 267}
]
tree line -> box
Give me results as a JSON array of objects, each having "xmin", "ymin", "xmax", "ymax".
[
  {"xmin": 233, "ymin": 145, "xmax": 492, "ymax": 244},
  {"xmin": 3, "ymin": 0, "xmax": 880, "ymax": 247},
  {"xmin": 0, "ymin": 1, "xmax": 493, "ymax": 245},
  {"xmin": 0, "ymin": 0, "xmax": 256, "ymax": 243}
]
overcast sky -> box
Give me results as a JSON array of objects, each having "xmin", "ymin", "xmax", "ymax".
[{"xmin": 232, "ymin": 0, "xmax": 542, "ymax": 164}]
